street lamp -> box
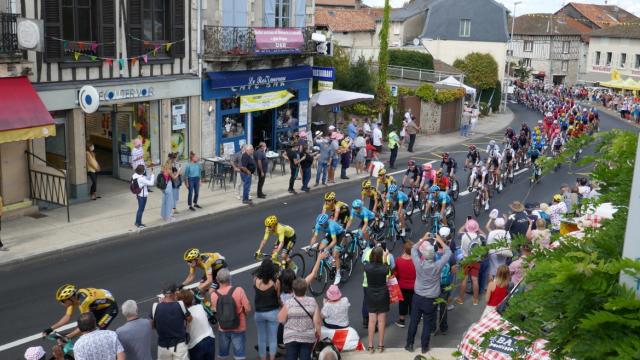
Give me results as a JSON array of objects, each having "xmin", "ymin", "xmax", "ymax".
[{"xmin": 503, "ymin": 1, "xmax": 522, "ymax": 112}]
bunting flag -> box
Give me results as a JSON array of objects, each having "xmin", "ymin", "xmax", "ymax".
[
  {"xmin": 73, "ymin": 52, "xmax": 81, "ymax": 61},
  {"xmin": 77, "ymin": 42, "xmax": 84, "ymax": 49},
  {"xmin": 165, "ymin": 42, "xmax": 172, "ymax": 52},
  {"xmin": 118, "ymin": 58, "xmax": 125, "ymax": 70},
  {"xmin": 142, "ymin": 54, "xmax": 148, "ymax": 63},
  {"xmin": 62, "ymin": 40, "xmax": 68, "ymax": 49},
  {"xmin": 131, "ymin": 58, "xmax": 137, "ymax": 66},
  {"xmin": 105, "ymin": 59, "xmax": 113, "ymax": 66},
  {"xmin": 91, "ymin": 43, "xmax": 98, "ymax": 51},
  {"xmin": 60, "ymin": 35, "xmax": 184, "ymax": 65},
  {"xmin": 90, "ymin": 55, "xmax": 97, "ymax": 61}
]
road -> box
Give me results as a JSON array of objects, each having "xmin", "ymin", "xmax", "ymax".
[{"xmin": 0, "ymin": 103, "xmax": 636, "ymax": 358}]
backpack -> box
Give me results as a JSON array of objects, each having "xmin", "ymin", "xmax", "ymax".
[
  {"xmin": 215, "ymin": 287, "xmax": 239, "ymax": 330},
  {"xmin": 435, "ymin": 252, "xmax": 451, "ymax": 286},
  {"xmin": 130, "ymin": 177, "xmax": 142, "ymax": 195},
  {"xmin": 156, "ymin": 173, "xmax": 168, "ymax": 190}
]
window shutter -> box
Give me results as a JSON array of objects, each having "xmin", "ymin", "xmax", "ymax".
[
  {"xmin": 172, "ymin": 0, "xmax": 185, "ymax": 58},
  {"xmin": 100, "ymin": 0, "xmax": 116, "ymax": 57},
  {"xmin": 264, "ymin": 0, "xmax": 275, "ymax": 27},
  {"xmin": 43, "ymin": 0, "xmax": 63, "ymax": 61},
  {"xmin": 127, "ymin": 0, "xmax": 143, "ymax": 57},
  {"xmin": 294, "ymin": 0, "xmax": 306, "ymax": 28}
]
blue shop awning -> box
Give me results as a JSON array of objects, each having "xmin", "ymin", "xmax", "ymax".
[{"xmin": 206, "ymin": 65, "xmax": 312, "ymax": 90}]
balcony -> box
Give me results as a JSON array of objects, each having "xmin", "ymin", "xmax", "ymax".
[
  {"xmin": 0, "ymin": 13, "xmax": 20, "ymax": 61},
  {"xmin": 203, "ymin": 26, "xmax": 316, "ymax": 62}
]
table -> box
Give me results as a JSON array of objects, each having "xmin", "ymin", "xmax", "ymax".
[
  {"xmin": 266, "ymin": 151, "xmax": 286, "ymax": 177},
  {"xmin": 203, "ymin": 157, "xmax": 233, "ymax": 190}
]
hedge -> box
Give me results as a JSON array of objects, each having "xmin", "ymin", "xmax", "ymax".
[
  {"xmin": 389, "ymin": 50, "xmax": 434, "ymax": 70},
  {"xmin": 415, "ymin": 83, "xmax": 464, "ymax": 104}
]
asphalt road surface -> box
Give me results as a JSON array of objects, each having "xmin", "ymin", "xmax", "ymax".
[{"xmin": 0, "ymin": 103, "xmax": 636, "ymax": 359}]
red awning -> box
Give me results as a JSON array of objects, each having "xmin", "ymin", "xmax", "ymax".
[{"xmin": 0, "ymin": 76, "xmax": 55, "ymax": 144}]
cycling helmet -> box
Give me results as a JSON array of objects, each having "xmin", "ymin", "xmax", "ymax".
[
  {"xmin": 362, "ymin": 180, "xmax": 372, "ymax": 189},
  {"xmin": 184, "ymin": 248, "xmax": 200, "ymax": 262},
  {"xmin": 422, "ymin": 163, "xmax": 432, "ymax": 171},
  {"xmin": 56, "ymin": 284, "xmax": 77, "ymax": 301},
  {"xmin": 378, "ymin": 168, "xmax": 387, "ymax": 176},
  {"xmin": 324, "ymin": 192, "xmax": 336, "ymax": 201},
  {"xmin": 352, "ymin": 199, "xmax": 363, "ymax": 209},
  {"xmin": 265, "ymin": 215, "xmax": 278, "ymax": 227},
  {"xmin": 442, "ymin": 152, "xmax": 449, "ymax": 159},
  {"xmin": 429, "ymin": 185, "xmax": 440, "ymax": 193},
  {"xmin": 436, "ymin": 169, "xmax": 443, "ymax": 176},
  {"xmin": 490, "ymin": 140, "xmax": 496, "ymax": 146},
  {"xmin": 553, "ymin": 194, "xmax": 562, "ymax": 202},
  {"xmin": 388, "ymin": 184, "xmax": 398, "ymax": 193},
  {"xmin": 439, "ymin": 226, "xmax": 451, "ymax": 238},
  {"xmin": 407, "ymin": 160, "xmax": 416, "ymax": 167},
  {"xmin": 469, "ymin": 144, "xmax": 476, "ymax": 150},
  {"xmin": 316, "ymin": 214, "xmax": 329, "ymax": 226}
]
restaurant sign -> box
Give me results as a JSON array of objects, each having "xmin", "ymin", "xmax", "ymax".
[
  {"xmin": 592, "ymin": 65, "xmax": 611, "ymax": 73},
  {"xmin": 255, "ymin": 28, "xmax": 304, "ymax": 55},
  {"xmin": 240, "ymin": 90, "xmax": 294, "ymax": 113}
]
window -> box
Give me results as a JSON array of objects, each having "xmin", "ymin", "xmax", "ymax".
[
  {"xmin": 561, "ymin": 60, "xmax": 568, "ymax": 72},
  {"xmin": 619, "ymin": 53, "xmax": 626, "ymax": 68},
  {"xmin": 594, "ymin": 51, "xmax": 601, "ymax": 65},
  {"xmin": 127, "ymin": 0, "xmax": 185, "ymax": 59},
  {"xmin": 275, "ymin": 0, "xmax": 291, "ymax": 27},
  {"xmin": 562, "ymin": 41, "xmax": 570, "ymax": 54},
  {"xmin": 523, "ymin": 40, "xmax": 533, "ymax": 52},
  {"xmin": 606, "ymin": 52, "xmax": 612, "ymax": 66},
  {"xmin": 522, "ymin": 58, "xmax": 531, "ymax": 67},
  {"xmin": 635, "ymin": 54, "xmax": 640, "ymax": 69},
  {"xmin": 171, "ymin": 98, "xmax": 189, "ymax": 160},
  {"xmin": 142, "ymin": 0, "xmax": 170, "ymax": 41},
  {"xmin": 459, "ymin": 19, "xmax": 471, "ymax": 37}
]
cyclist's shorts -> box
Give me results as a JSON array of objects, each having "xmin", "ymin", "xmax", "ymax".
[
  {"xmin": 322, "ymin": 231, "xmax": 347, "ymax": 253},
  {"xmin": 337, "ymin": 206, "xmax": 350, "ymax": 226},
  {"xmin": 201, "ymin": 261, "xmax": 228, "ymax": 289},
  {"xmin": 276, "ymin": 234, "xmax": 296, "ymax": 255},
  {"xmin": 393, "ymin": 201, "xmax": 408, "ymax": 212},
  {"xmin": 93, "ymin": 303, "xmax": 119, "ymax": 329}
]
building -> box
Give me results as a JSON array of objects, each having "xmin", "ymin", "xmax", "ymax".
[
  {"xmin": 387, "ymin": 0, "xmax": 430, "ymax": 48},
  {"xmin": 315, "ymin": 0, "xmax": 363, "ymax": 9},
  {"xmin": 201, "ymin": 0, "xmax": 315, "ymax": 156},
  {"xmin": 583, "ymin": 23, "xmax": 640, "ymax": 84},
  {"xmin": 555, "ymin": 2, "xmax": 638, "ymax": 29},
  {"xmin": 316, "ymin": 7, "xmax": 379, "ymax": 60},
  {"xmin": 508, "ymin": 14, "xmax": 591, "ymax": 85}
]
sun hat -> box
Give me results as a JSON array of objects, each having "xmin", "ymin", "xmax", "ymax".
[
  {"xmin": 328, "ymin": 125, "xmax": 336, "ymax": 131},
  {"xmin": 465, "ymin": 219, "xmax": 480, "ymax": 233},
  {"xmin": 489, "ymin": 209, "xmax": 499, "ymax": 219},
  {"xmin": 439, "ymin": 226, "xmax": 451, "ymax": 238},
  {"xmin": 510, "ymin": 201, "xmax": 525, "ymax": 212},
  {"xmin": 325, "ymin": 285, "xmax": 342, "ymax": 301},
  {"xmin": 24, "ymin": 346, "xmax": 46, "ymax": 360},
  {"xmin": 553, "ymin": 194, "xmax": 562, "ymax": 202},
  {"xmin": 495, "ymin": 218, "xmax": 506, "ymax": 228}
]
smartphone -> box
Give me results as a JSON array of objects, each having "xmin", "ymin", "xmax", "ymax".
[
  {"xmin": 467, "ymin": 215, "xmax": 473, "ymax": 221},
  {"xmin": 381, "ymin": 242, "xmax": 387, "ymax": 251}
]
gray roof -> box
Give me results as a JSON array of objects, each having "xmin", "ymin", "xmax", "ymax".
[
  {"xmin": 390, "ymin": 0, "xmax": 433, "ymax": 21},
  {"xmin": 420, "ymin": 0, "xmax": 509, "ymax": 43}
]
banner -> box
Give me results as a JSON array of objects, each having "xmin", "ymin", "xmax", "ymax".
[
  {"xmin": 240, "ymin": 90, "xmax": 294, "ymax": 113},
  {"xmin": 255, "ymin": 28, "xmax": 304, "ymax": 55}
]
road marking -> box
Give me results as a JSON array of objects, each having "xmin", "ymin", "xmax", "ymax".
[{"xmin": 457, "ymin": 167, "xmax": 529, "ymax": 197}]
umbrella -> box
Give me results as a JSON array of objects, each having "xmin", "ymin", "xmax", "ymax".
[
  {"xmin": 310, "ymin": 89, "xmax": 374, "ymax": 107},
  {"xmin": 436, "ymin": 76, "xmax": 477, "ymax": 97}
]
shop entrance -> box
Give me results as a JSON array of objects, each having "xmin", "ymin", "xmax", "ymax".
[{"xmin": 252, "ymin": 109, "xmax": 274, "ymax": 148}]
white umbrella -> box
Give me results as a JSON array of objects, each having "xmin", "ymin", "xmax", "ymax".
[
  {"xmin": 436, "ymin": 76, "xmax": 476, "ymax": 97},
  {"xmin": 310, "ymin": 89, "xmax": 374, "ymax": 107}
]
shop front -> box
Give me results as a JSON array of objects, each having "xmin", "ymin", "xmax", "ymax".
[{"xmin": 202, "ymin": 66, "xmax": 312, "ymax": 156}]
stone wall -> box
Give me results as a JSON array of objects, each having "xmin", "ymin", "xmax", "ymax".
[{"xmin": 419, "ymin": 101, "xmax": 441, "ymax": 135}]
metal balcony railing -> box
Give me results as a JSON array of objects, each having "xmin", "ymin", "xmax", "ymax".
[
  {"xmin": 203, "ymin": 26, "xmax": 316, "ymax": 60},
  {"xmin": 0, "ymin": 13, "xmax": 20, "ymax": 58}
]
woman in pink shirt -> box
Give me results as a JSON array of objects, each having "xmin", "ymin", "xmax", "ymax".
[{"xmin": 394, "ymin": 241, "xmax": 416, "ymax": 328}]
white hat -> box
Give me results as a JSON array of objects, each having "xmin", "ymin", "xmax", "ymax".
[
  {"xmin": 439, "ymin": 226, "xmax": 451, "ymax": 238},
  {"xmin": 495, "ymin": 218, "xmax": 506, "ymax": 228},
  {"xmin": 489, "ymin": 209, "xmax": 499, "ymax": 219},
  {"xmin": 24, "ymin": 346, "xmax": 46, "ymax": 360}
]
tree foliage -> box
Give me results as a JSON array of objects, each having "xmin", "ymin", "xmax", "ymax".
[
  {"xmin": 513, "ymin": 60, "xmax": 532, "ymax": 82},
  {"xmin": 453, "ymin": 52, "xmax": 499, "ymax": 90},
  {"xmin": 375, "ymin": 0, "xmax": 391, "ymax": 132},
  {"xmin": 414, "ymin": 83, "xmax": 465, "ymax": 104},
  {"xmin": 314, "ymin": 50, "xmax": 374, "ymax": 94},
  {"xmin": 388, "ymin": 49, "xmax": 434, "ymax": 70}
]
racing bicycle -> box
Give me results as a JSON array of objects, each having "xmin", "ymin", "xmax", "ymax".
[
  {"xmin": 45, "ymin": 331, "xmax": 75, "ymax": 360},
  {"xmin": 256, "ymin": 250, "xmax": 306, "ymax": 277},
  {"xmin": 473, "ymin": 184, "xmax": 490, "ymax": 216}
]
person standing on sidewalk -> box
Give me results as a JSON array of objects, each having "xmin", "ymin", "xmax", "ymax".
[
  {"xmin": 159, "ymin": 161, "xmax": 175, "ymax": 222},
  {"xmin": 255, "ymin": 142, "xmax": 269, "ymax": 199},
  {"xmin": 406, "ymin": 116, "xmax": 421, "ymax": 153},
  {"xmin": 86, "ymin": 143, "xmax": 101, "ymax": 200},
  {"xmin": 232, "ymin": 144, "xmax": 247, "ymax": 201},
  {"xmin": 363, "ymin": 117, "xmax": 372, "ymax": 137},
  {"xmin": 283, "ymin": 144, "xmax": 300, "ymax": 194},
  {"xmin": 133, "ymin": 165, "xmax": 155, "ymax": 229},
  {"xmin": 388, "ymin": 129, "xmax": 400, "ymax": 169},
  {"xmin": 183, "ymin": 151, "xmax": 202, "ymax": 211},
  {"xmin": 240, "ymin": 145, "xmax": 256, "ymax": 205},
  {"xmin": 170, "ymin": 153, "xmax": 182, "ymax": 214},
  {"xmin": 339, "ymin": 135, "xmax": 352, "ymax": 180},
  {"xmin": 315, "ymin": 134, "xmax": 331, "ymax": 187},
  {"xmin": 372, "ymin": 123, "xmax": 383, "ymax": 153},
  {"xmin": 394, "ymin": 241, "xmax": 416, "ymax": 328},
  {"xmin": 131, "ymin": 138, "xmax": 152, "ymax": 192},
  {"xmin": 299, "ymin": 145, "xmax": 314, "ymax": 192},
  {"xmin": 461, "ymin": 107, "xmax": 471, "ymax": 138},
  {"xmin": 328, "ymin": 132, "xmax": 341, "ymax": 184}
]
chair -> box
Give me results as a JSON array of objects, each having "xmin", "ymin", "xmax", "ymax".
[{"xmin": 208, "ymin": 161, "xmax": 227, "ymax": 191}]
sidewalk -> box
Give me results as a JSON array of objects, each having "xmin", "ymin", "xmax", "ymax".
[
  {"xmin": 341, "ymin": 347, "xmax": 457, "ymax": 360},
  {"xmin": 0, "ymin": 110, "xmax": 513, "ymax": 267}
]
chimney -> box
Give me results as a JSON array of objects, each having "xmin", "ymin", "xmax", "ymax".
[{"xmin": 613, "ymin": 6, "xmax": 620, "ymax": 21}]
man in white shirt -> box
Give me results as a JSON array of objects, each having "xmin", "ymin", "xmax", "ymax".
[
  {"xmin": 372, "ymin": 123, "xmax": 383, "ymax": 152},
  {"xmin": 74, "ymin": 312, "xmax": 125, "ymax": 360}
]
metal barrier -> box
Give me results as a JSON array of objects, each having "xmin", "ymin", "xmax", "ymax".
[
  {"xmin": 25, "ymin": 151, "xmax": 70, "ymax": 222},
  {"xmin": 374, "ymin": 65, "xmax": 465, "ymax": 84}
]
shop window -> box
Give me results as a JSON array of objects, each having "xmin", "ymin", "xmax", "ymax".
[
  {"xmin": 275, "ymin": 102, "xmax": 299, "ymax": 149},
  {"xmin": 171, "ymin": 98, "xmax": 189, "ymax": 160},
  {"xmin": 117, "ymin": 102, "xmax": 161, "ymax": 168},
  {"xmin": 222, "ymin": 113, "xmax": 246, "ymax": 139},
  {"xmin": 221, "ymin": 97, "xmax": 240, "ymax": 111}
]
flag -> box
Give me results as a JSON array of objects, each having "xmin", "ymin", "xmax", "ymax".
[
  {"xmin": 165, "ymin": 42, "xmax": 172, "ymax": 52},
  {"xmin": 73, "ymin": 52, "xmax": 81, "ymax": 61},
  {"xmin": 78, "ymin": 42, "xmax": 84, "ymax": 49},
  {"xmin": 118, "ymin": 58, "xmax": 125, "ymax": 69},
  {"xmin": 63, "ymin": 40, "xmax": 68, "ymax": 49},
  {"xmin": 90, "ymin": 55, "xmax": 97, "ymax": 61},
  {"xmin": 91, "ymin": 42, "xmax": 98, "ymax": 51},
  {"xmin": 131, "ymin": 58, "xmax": 137, "ymax": 66},
  {"xmin": 105, "ymin": 59, "xmax": 113, "ymax": 66},
  {"xmin": 142, "ymin": 54, "xmax": 148, "ymax": 63}
]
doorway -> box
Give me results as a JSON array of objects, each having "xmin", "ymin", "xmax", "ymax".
[
  {"xmin": 252, "ymin": 109, "xmax": 274, "ymax": 148},
  {"xmin": 553, "ymin": 75, "xmax": 565, "ymax": 85},
  {"xmin": 85, "ymin": 111, "xmax": 115, "ymax": 175}
]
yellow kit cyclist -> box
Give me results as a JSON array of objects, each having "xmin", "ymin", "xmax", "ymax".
[
  {"xmin": 182, "ymin": 248, "xmax": 227, "ymax": 294},
  {"xmin": 322, "ymin": 191, "xmax": 351, "ymax": 227},
  {"xmin": 255, "ymin": 215, "xmax": 296, "ymax": 264}
]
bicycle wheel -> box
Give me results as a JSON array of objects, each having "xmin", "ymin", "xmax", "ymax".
[
  {"xmin": 288, "ymin": 253, "xmax": 306, "ymax": 278},
  {"xmin": 509, "ymin": 168, "xmax": 514, "ymax": 184},
  {"xmin": 308, "ymin": 262, "xmax": 329, "ymax": 296},
  {"xmin": 386, "ymin": 226, "xmax": 398, "ymax": 252},
  {"xmin": 473, "ymin": 194, "xmax": 481, "ymax": 216},
  {"xmin": 341, "ymin": 249, "xmax": 357, "ymax": 283},
  {"xmin": 406, "ymin": 198, "xmax": 416, "ymax": 217},
  {"xmin": 451, "ymin": 179, "xmax": 459, "ymax": 201}
]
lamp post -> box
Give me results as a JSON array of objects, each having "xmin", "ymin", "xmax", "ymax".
[{"xmin": 503, "ymin": 1, "xmax": 522, "ymax": 112}]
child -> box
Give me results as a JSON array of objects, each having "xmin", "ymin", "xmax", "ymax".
[{"xmin": 481, "ymin": 264, "xmax": 510, "ymax": 318}]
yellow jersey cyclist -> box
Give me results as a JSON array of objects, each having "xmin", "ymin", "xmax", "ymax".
[
  {"xmin": 255, "ymin": 215, "xmax": 296, "ymax": 264},
  {"xmin": 345, "ymin": 199, "xmax": 376, "ymax": 240},
  {"xmin": 309, "ymin": 213, "xmax": 346, "ymax": 285},
  {"xmin": 376, "ymin": 168, "xmax": 395, "ymax": 197},
  {"xmin": 361, "ymin": 180, "xmax": 382, "ymax": 213},
  {"xmin": 44, "ymin": 284, "xmax": 118, "ymax": 338},
  {"xmin": 384, "ymin": 184, "xmax": 409, "ymax": 237},
  {"xmin": 322, "ymin": 191, "xmax": 351, "ymax": 227},
  {"xmin": 182, "ymin": 248, "xmax": 227, "ymax": 294}
]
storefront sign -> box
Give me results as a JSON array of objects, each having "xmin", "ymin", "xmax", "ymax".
[
  {"xmin": 99, "ymin": 87, "xmax": 154, "ymax": 102},
  {"xmin": 240, "ymin": 90, "xmax": 294, "ymax": 113},
  {"xmin": 318, "ymin": 81, "xmax": 333, "ymax": 91},
  {"xmin": 206, "ymin": 66, "xmax": 313, "ymax": 92},
  {"xmin": 299, "ymin": 101, "xmax": 308, "ymax": 127},
  {"xmin": 312, "ymin": 67, "xmax": 336, "ymax": 81},
  {"xmin": 632, "ymin": 69, "xmax": 640, "ymax": 76},
  {"xmin": 255, "ymin": 28, "xmax": 304, "ymax": 55},
  {"xmin": 592, "ymin": 65, "xmax": 611, "ymax": 73},
  {"xmin": 172, "ymin": 104, "xmax": 187, "ymax": 130}
]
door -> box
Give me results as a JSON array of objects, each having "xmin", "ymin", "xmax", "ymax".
[
  {"xmin": 440, "ymin": 100, "xmax": 461, "ymax": 133},
  {"xmin": 251, "ymin": 109, "xmax": 274, "ymax": 149}
]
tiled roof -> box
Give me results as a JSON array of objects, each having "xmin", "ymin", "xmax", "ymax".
[
  {"xmin": 433, "ymin": 59, "xmax": 463, "ymax": 74},
  {"xmin": 390, "ymin": 0, "xmax": 433, "ymax": 21},
  {"xmin": 315, "ymin": 8, "xmax": 377, "ymax": 32},
  {"xmin": 510, "ymin": 14, "xmax": 592, "ymax": 36},
  {"xmin": 560, "ymin": 3, "xmax": 638, "ymax": 28},
  {"xmin": 315, "ymin": 0, "xmax": 358, "ymax": 7},
  {"xmin": 589, "ymin": 22, "xmax": 640, "ymax": 39}
]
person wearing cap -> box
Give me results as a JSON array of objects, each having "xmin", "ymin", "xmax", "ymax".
[
  {"xmin": 315, "ymin": 133, "xmax": 332, "ymax": 186},
  {"xmin": 455, "ymin": 218, "xmax": 484, "ymax": 306},
  {"xmin": 506, "ymin": 201, "xmax": 530, "ymax": 238},
  {"xmin": 152, "ymin": 284, "xmax": 192, "ymax": 360},
  {"xmin": 321, "ymin": 285, "xmax": 350, "ymax": 329},
  {"xmin": 24, "ymin": 346, "xmax": 47, "ymax": 360},
  {"xmin": 328, "ymin": 131, "xmax": 341, "ymax": 183},
  {"xmin": 433, "ymin": 227, "xmax": 457, "ymax": 333},
  {"xmin": 549, "ymin": 194, "xmax": 568, "ymax": 232},
  {"xmin": 387, "ymin": 128, "xmax": 400, "ymax": 169},
  {"xmin": 485, "ymin": 215, "xmax": 512, "ymax": 280}
]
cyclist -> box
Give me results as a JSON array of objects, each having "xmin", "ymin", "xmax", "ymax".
[
  {"xmin": 44, "ymin": 285, "xmax": 118, "ymax": 338},
  {"xmin": 503, "ymin": 142, "xmax": 516, "ymax": 178},
  {"xmin": 465, "ymin": 145, "xmax": 481, "ymax": 170},
  {"xmin": 401, "ymin": 160, "xmax": 421, "ymax": 191},
  {"xmin": 182, "ymin": 248, "xmax": 227, "ymax": 294},
  {"xmin": 521, "ymin": 122, "xmax": 531, "ymax": 139},
  {"xmin": 440, "ymin": 152, "xmax": 457, "ymax": 178},
  {"xmin": 487, "ymin": 148, "xmax": 502, "ymax": 190},
  {"xmin": 309, "ymin": 213, "xmax": 346, "ymax": 285},
  {"xmin": 322, "ymin": 191, "xmax": 351, "ymax": 227},
  {"xmin": 419, "ymin": 163, "xmax": 437, "ymax": 190},
  {"xmin": 551, "ymin": 130, "xmax": 564, "ymax": 157},
  {"xmin": 376, "ymin": 168, "xmax": 395, "ymax": 197},
  {"xmin": 361, "ymin": 180, "xmax": 382, "ymax": 213},
  {"xmin": 434, "ymin": 169, "xmax": 450, "ymax": 193},
  {"xmin": 384, "ymin": 184, "xmax": 409, "ymax": 237},
  {"xmin": 345, "ymin": 199, "xmax": 376, "ymax": 240},
  {"xmin": 504, "ymin": 127, "xmax": 515, "ymax": 143},
  {"xmin": 255, "ymin": 215, "xmax": 296, "ymax": 265},
  {"xmin": 428, "ymin": 185, "xmax": 453, "ymax": 227},
  {"xmin": 470, "ymin": 163, "xmax": 490, "ymax": 210},
  {"xmin": 486, "ymin": 140, "xmax": 500, "ymax": 159}
]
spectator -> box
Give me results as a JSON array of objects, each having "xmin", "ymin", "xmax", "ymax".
[
  {"xmin": 406, "ymin": 115, "xmax": 421, "ymax": 152},
  {"xmin": 387, "ymin": 129, "xmax": 400, "ymax": 169},
  {"xmin": 460, "ymin": 107, "xmax": 471, "ymax": 138},
  {"xmin": 321, "ymin": 285, "xmax": 350, "ymax": 329},
  {"xmin": 210, "ymin": 268, "xmax": 251, "ymax": 360},
  {"xmin": 116, "ymin": 300, "xmax": 153, "ymax": 360},
  {"xmin": 549, "ymin": 194, "xmax": 568, "ymax": 232},
  {"xmin": 132, "ymin": 164, "xmax": 155, "ymax": 229},
  {"xmin": 339, "ymin": 135, "xmax": 352, "ymax": 180},
  {"xmin": 363, "ymin": 117, "xmax": 372, "ymax": 136},
  {"xmin": 254, "ymin": 142, "xmax": 269, "ymax": 199},
  {"xmin": 394, "ymin": 241, "xmax": 416, "ymax": 328},
  {"xmin": 372, "ymin": 123, "xmax": 383, "ymax": 153},
  {"xmin": 509, "ymin": 244, "xmax": 532, "ymax": 285},
  {"xmin": 364, "ymin": 138, "xmax": 378, "ymax": 172},
  {"xmin": 347, "ymin": 118, "xmax": 358, "ymax": 140},
  {"xmin": 74, "ymin": 312, "xmax": 125, "ymax": 360},
  {"xmin": 506, "ymin": 201, "xmax": 529, "ymax": 238},
  {"xmin": 299, "ymin": 145, "xmax": 314, "ymax": 192},
  {"xmin": 361, "ymin": 243, "xmax": 395, "ymax": 329},
  {"xmin": 240, "ymin": 145, "xmax": 257, "ymax": 205},
  {"xmin": 470, "ymin": 104, "xmax": 479, "ymax": 135},
  {"xmin": 283, "ymin": 144, "xmax": 300, "ymax": 194},
  {"xmin": 485, "ymin": 216, "xmax": 512, "ymax": 279},
  {"xmin": 527, "ymin": 217, "xmax": 551, "ymax": 248},
  {"xmin": 183, "ymin": 151, "xmax": 202, "ymax": 211},
  {"xmin": 481, "ymin": 265, "xmax": 510, "ymax": 318},
  {"xmin": 177, "ymin": 290, "xmax": 215, "ymax": 360},
  {"xmin": 328, "ymin": 132, "xmax": 341, "ymax": 183},
  {"xmin": 315, "ymin": 134, "xmax": 332, "ymax": 186},
  {"xmin": 365, "ymin": 246, "xmax": 391, "ymax": 353},
  {"xmin": 160, "ymin": 161, "xmax": 175, "ymax": 222},
  {"xmin": 254, "ymin": 259, "xmax": 281, "ymax": 360},
  {"xmin": 152, "ymin": 284, "xmax": 192, "ymax": 360},
  {"xmin": 278, "ymin": 279, "xmax": 321, "ymax": 360},
  {"xmin": 561, "ymin": 184, "xmax": 577, "ymax": 215},
  {"xmin": 405, "ymin": 233, "xmax": 451, "ymax": 354},
  {"xmin": 455, "ymin": 219, "xmax": 483, "ymax": 305},
  {"xmin": 169, "ymin": 154, "xmax": 182, "ymax": 214},
  {"xmin": 434, "ymin": 227, "xmax": 457, "ymax": 334},
  {"xmin": 131, "ymin": 138, "xmax": 149, "ymax": 192},
  {"xmin": 353, "ymin": 131, "xmax": 366, "ymax": 174},
  {"xmin": 23, "ymin": 346, "xmax": 46, "ymax": 360},
  {"xmin": 232, "ymin": 144, "xmax": 247, "ymax": 201},
  {"xmin": 86, "ymin": 143, "xmax": 101, "ymax": 200}
]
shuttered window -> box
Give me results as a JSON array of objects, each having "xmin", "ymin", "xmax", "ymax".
[{"xmin": 128, "ymin": 0, "xmax": 185, "ymax": 59}]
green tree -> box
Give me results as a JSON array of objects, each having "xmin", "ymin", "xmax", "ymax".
[
  {"xmin": 513, "ymin": 60, "xmax": 532, "ymax": 82},
  {"xmin": 389, "ymin": 49, "xmax": 434, "ymax": 70},
  {"xmin": 343, "ymin": 56, "xmax": 374, "ymax": 94},
  {"xmin": 375, "ymin": 0, "xmax": 391, "ymax": 133},
  {"xmin": 453, "ymin": 52, "xmax": 499, "ymax": 90}
]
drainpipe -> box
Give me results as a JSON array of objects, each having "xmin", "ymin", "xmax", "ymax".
[{"xmin": 196, "ymin": 0, "xmax": 202, "ymax": 78}]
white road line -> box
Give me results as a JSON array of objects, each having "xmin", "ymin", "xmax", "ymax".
[
  {"xmin": 457, "ymin": 167, "xmax": 530, "ymax": 198},
  {"xmin": 0, "ymin": 261, "xmax": 264, "ymax": 352}
]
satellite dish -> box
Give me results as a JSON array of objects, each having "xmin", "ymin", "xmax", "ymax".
[{"xmin": 413, "ymin": 38, "xmax": 420, "ymax": 46}]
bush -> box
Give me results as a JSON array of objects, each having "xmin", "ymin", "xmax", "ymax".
[
  {"xmin": 415, "ymin": 83, "xmax": 437, "ymax": 101},
  {"xmin": 479, "ymin": 102, "xmax": 490, "ymax": 116},
  {"xmin": 453, "ymin": 53, "xmax": 499, "ymax": 90},
  {"xmin": 415, "ymin": 83, "xmax": 464, "ymax": 104},
  {"xmin": 491, "ymin": 80, "xmax": 502, "ymax": 112},
  {"xmin": 389, "ymin": 50, "xmax": 434, "ymax": 70},
  {"xmin": 344, "ymin": 102, "xmax": 377, "ymax": 117}
]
